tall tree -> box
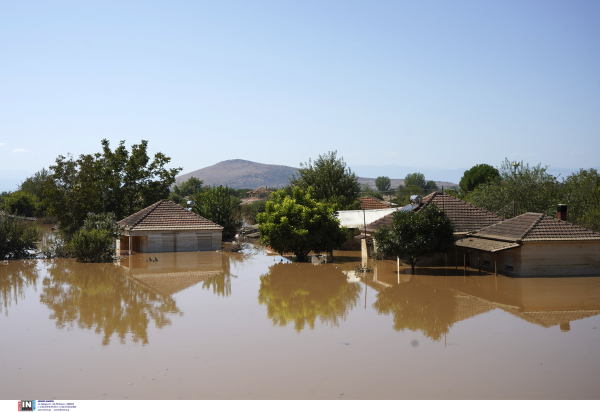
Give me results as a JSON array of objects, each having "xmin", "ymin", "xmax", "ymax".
[
  {"xmin": 459, "ymin": 164, "xmax": 499, "ymax": 194},
  {"xmin": 43, "ymin": 140, "xmax": 181, "ymax": 239},
  {"xmin": 372, "ymin": 205, "xmax": 455, "ymax": 274},
  {"xmin": 289, "ymin": 151, "xmax": 361, "ymax": 210},
  {"xmin": 375, "ymin": 176, "xmax": 391, "ymax": 193},
  {"xmin": 257, "ymin": 187, "xmax": 348, "ymax": 261},
  {"xmin": 561, "ymin": 168, "xmax": 600, "ymax": 232},
  {"xmin": 404, "ymin": 172, "xmax": 426, "ymax": 189},
  {"xmin": 468, "ymin": 159, "xmax": 561, "ymax": 218},
  {"xmin": 193, "ymin": 185, "xmax": 241, "ymax": 241}
]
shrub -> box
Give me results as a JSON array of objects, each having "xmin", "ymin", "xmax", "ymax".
[
  {"xmin": 0, "ymin": 217, "xmax": 39, "ymax": 259},
  {"xmin": 69, "ymin": 213, "xmax": 120, "ymax": 262}
]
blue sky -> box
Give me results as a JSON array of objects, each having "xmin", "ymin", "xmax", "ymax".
[{"xmin": 1, "ymin": 0, "xmax": 599, "ymax": 186}]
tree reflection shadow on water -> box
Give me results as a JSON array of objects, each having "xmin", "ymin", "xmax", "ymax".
[
  {"xmin": 373, "ymin": 276, "xmax": 456, "ymax": 341},
  {"xmin": 201, "ymin": 252, "xmax": 249, "ymax": 297},
  {"xmin": 0, "ymin": 260, "xmax": 40, "ymax": 315},
  {"xmin": 258, "ymin": 262, "xmax": 362, "ymax": 332},
  {"xmin": 39, "ymin": 260, "xmax": 181, "ymax": 345}
]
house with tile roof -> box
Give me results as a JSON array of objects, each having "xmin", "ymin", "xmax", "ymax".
[
  {"xmin": 117, "ymin": 199, "xmax": 223, "ymax": 254},
  {"xmin": 367, "ymin": 191, "xmax": 505, "ymax": 235},
  {"xmin": 359, "ymin": 196, "xmax": 393, "ymax": 210},
  {"xmin": 247, "ymin": 187, "xmax": 271, "ymax": 199},
  {"xmin": 456, "ymin": 210, "xmax": 600, "ymax": 277}
]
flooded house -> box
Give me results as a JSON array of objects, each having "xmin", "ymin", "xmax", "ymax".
[
  {"xmin": 456, "ymin": 206, "xmax": 600, "ymax": 277},
  {"xmin": 117, "ymin": 199, "xmax": 223, "ymax": 254},
  {"xmin": 362, "ymin": 191, "xmax": 505, "ymax": 261}
]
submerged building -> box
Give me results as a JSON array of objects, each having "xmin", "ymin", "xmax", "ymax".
[
  {"xmin": 456, "ymin": 210, "xmax": 600, "ymax": 277},
  {"xmin": 117, "ymin": 199, "xmax": 223, "ymax": 254}
]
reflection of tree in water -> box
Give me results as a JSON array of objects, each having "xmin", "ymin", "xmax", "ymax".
[
  {"xmin": 201, "ymin": 251, "xmax": 251, "ymax": 297},
  {"xmin": 258, "ymin": 262, "xmax": 362, "ymax": 332},
  {"xmin": 373, "ymin": 277, "xmax": 456, "ymax": 341},
  {"xmin": 0, "ymin": 260, "xmax": 40, "ymax": 315},
  {"xmin": 39, "ymin": 260, "xmax": 181, "ymax": 345}
]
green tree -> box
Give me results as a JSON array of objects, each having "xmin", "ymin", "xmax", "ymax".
[
  {"xmin": 257, "ymin": 187, "xmax": 348, "ymax": 261},
  {"xmin": 360, "ymin": 183, "xmax": 383, "ymax": 200},
  {"xmin": 172, "ymin": 177, "xmax": 203, "ymax": 198},
  {"xmin": 561, "ymin": 168, "xmax": 600, "ymax": 232},
  {"xmin": 193, "ymin": 185, "xmax": 241, "ymax": 241},
  {"xmin": 395, "ymin": 185, "xmax": 424, "ymax": 205},
  {"xmin": 372, "ymin": 205, "xmax": 455, "ymax": 274},
  {"xmin": 69, "ymin": 213, "xmax": 120, "ymax": 262},
  {"xmin": 468, "ymin": 159, "xmax": 561, "ymax": 218},
  {"xmin": 0, "ymin": 217, "xmax": 39, "ymax": 259},
  {"xmin": 19, "ymin": 168, "xmax": 50, "ymax": 215},
  {"xmin": 1, "ymin": 191, "xmax": 39, "ymax": 217},
  {"xmin": 43, "ymin": 140, "xmax": 181, "ymax": 239},
  {"xmin": 424, "ymin": 180, "xmax": 438, "ymax": 193},
  {"xmin": 404, "ymin": 172, "xmax": 426, "ymax": 189},
  {"xmin": 375, "ymin": 176, "xmax": 391, "ymax": 193},
  {"xmin": 241, "ymin": 199, "xmax": 267, "ymax": 224},
  {"xmin": 459, "ymin": 164, "xmax": 499, "ymax": 194},
  {"xmin": 258, "ymin": 262, "xmax": 361, "ymax": 332},
  {"xmin": 289, "ymin": 151, "xmax": 361, "ymax": 210}
]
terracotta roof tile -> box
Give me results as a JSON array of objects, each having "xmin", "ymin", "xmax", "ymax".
[
  {"xmin": 474, "ymin": 213, "xmax": 600, "ymax": 242},
  {"xmin": 359, "ymin": 196, "xmax": 392, "ymax": 210},
  {"xmin": 414, "ymin": 192, "xmax": 505, "ymax": 233},
  {"xmin": 118, "ymin": 200, "xmax": 223, "ymax": 231}
]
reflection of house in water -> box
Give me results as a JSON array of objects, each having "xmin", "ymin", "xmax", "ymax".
[
  {"xmin": 119, "ymin": 251, "xmax": 224, "ymax": 297},
  {"xmin": 370, "ymin": 266, "xmax": 600, "ymax": 337}
]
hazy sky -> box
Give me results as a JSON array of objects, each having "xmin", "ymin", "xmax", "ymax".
[{"xmin": 1, "ymin": 0, "xmax": 599, "ymax": 179}]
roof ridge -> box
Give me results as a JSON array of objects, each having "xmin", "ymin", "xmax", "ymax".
[
  {"xmin": 121, "ymin": 200, "xmax": 165, "ymax": 228},
  {"xmin": 518, "ymin": 213, "xmax": 545, "ymax": 242}
]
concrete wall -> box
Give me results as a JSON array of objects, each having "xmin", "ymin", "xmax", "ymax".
[
  {"xmin": 120, "ymin": 230, "xmax": 223, "ymax": 254},
  {"xmin": 518, "ymin": 241, "xmax": 600, "ymax": 277}
]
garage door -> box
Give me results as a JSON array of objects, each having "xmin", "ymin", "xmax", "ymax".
[
  {"xmin": 197, "ymin": 236, "xmax": 212, "ymax": 251},
  {"xmin": 162, "ymin": 235, "xmax": 175, "ymax": 253}
]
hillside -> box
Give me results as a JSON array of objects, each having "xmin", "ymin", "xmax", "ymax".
[
  {"xmin": 175, "ymin": 159, "xmax": 298, "ymax": 189},
  {"xmin": 176, "ymin": 159, "xmax": 457, "ymax": 190}
]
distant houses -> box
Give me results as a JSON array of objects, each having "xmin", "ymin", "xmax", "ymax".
[{"xmin": 241, "ymin": 187, "xmax": 272, "ymax": 205}]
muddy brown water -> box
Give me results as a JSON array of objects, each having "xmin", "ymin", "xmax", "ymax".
[{"xmin": 1, "ymin": 240, "xmax": 599, "ymax": 399}]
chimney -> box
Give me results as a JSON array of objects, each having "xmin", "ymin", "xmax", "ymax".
[{"xmin": 557, "ymin": 204, "xmax": 567, "ymax": 221}]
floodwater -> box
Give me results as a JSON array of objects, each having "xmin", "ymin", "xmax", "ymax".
[{"xmin": 1, "ymin": 238, "xmax": 600, "ymax": 399}]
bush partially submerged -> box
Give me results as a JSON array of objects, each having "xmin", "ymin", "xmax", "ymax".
[
  {"xmin": 0, "ymin": 217, "xmax": 39, "ymax": 259},
  {"xmin": 69, "ymin": 213, "xmax": 120, "ymax": 262}
]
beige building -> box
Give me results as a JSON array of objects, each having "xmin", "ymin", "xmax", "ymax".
[
  {"xmin": 117, "ymin": 199, "xmax": 223, "ymax": 254},
  {"xmin": 456, "ymin": 212, "xmax": 600, "ymax": 277}
]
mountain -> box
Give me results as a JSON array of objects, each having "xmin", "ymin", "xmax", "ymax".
[
  {"xmin": 175, "ymin": 159, "xmax": 298, "ymax": 189},
  {"xmin": 176, "ymin": 159, "xmax": 458, "ymax": 190}
]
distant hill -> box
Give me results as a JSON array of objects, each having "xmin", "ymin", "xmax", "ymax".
[
  {"xmin": 175, "ymin": 159, "xmax": 298, "ymax": 189},
  {"xmin": 175, "ymin": 159, "xmax": 458, "ymax": 190}
]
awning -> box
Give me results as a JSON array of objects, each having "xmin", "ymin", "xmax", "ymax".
[{"xmin": 455, "ymin": 237, "xmax": 520, "ymax": 253}]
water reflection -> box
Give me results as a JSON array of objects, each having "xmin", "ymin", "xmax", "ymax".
[
  {"xmin": 0, "ymin": 260, "xmax": 40, "ymax": 315},
  {"xmin": 258, "ymin": 262, "xmax": 362, "ymax": 332},
  {"xmin": 120, "ymin": 251, "xmax": 225, "ymax": 297},
  {"xmin": 40, "ymin": 259, "xmax": 182, "ymax": 345},
  {"xmin": 373, "ymin": 276, "xmax": 456, "ymax": 341},
  {"xmin": 371, "ymin": 262, "xmax": 600, "ymax": 339}
]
